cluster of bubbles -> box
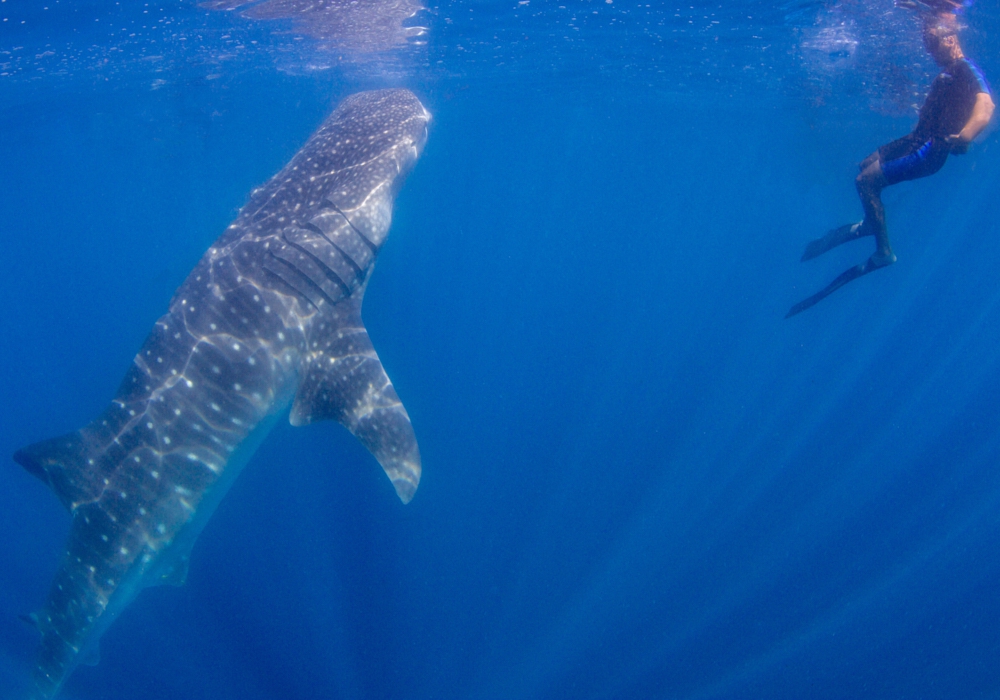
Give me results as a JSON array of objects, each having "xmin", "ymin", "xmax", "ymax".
[
  {"xmin": 1, "ymin": 2, "xmax": 268, "ymax": 91},
  {"xmin": 423, "ymin": 0, "xmax": 977, "ymax": 100},
  {"xmin": 422, "ymin": 1, "xmax": 798, "ymax": 93},
  {"xmin": 794, "ymin": 0, "xmax": 959, "ymax": 116},
  {"xmin": 0, "ymin": 0, "xmax": 984, "ymax": 105},
  {"xmin": 0, "ymin": 0, "xmax": 428, "ymax": 95}
]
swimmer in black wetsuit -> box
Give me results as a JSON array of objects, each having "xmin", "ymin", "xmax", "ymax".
[{"xmin": 787, "ymin": 9, "xmax": 994, "ymax": 318}]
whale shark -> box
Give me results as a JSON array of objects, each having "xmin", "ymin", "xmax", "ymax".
[{"xmin": 13, "ymin": 88, "xmax": 429, "ymax": 699}]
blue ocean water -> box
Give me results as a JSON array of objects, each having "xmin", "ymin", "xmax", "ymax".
[{"xmin": 2, "ymin": 1, "xmax": 1000, "ymax": 698}]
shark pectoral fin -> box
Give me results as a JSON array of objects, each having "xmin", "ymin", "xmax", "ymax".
[
  {"xmin": 290, "ymin": 321, "xmax": 421, "ymax": 503},
  {"xmin": 13, "ymin": 432, "xmax": 103, "ymax": 512}
]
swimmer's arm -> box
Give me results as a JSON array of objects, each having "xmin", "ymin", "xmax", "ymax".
[{"xmin": 953, "ymin": 92, "xmax": 995, "ymax": 143}]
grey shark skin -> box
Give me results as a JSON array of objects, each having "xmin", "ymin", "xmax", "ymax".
[{"xmin": 14, "ymin": 88, "xmax": 428, "ymax": 699}]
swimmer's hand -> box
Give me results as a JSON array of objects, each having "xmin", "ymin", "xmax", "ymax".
[{"xmin": 945, "ymin": 134, "xmax": 970, "ymax": 155}]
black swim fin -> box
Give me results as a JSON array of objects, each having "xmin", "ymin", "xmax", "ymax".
[
  {"xmin": 786, "ymin": 253, "xmax": 894, "ymax": 318},
  {"xmin": 800, "ymin": 222, "xmax": 868, "ymax": 261}
]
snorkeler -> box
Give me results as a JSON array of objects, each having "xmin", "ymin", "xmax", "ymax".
[{"xmin": 787, "ymin": 5, "xmax": 994, "ymax": 318}]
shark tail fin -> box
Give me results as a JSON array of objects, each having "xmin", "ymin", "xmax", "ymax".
[
  {"xmin": 289, "ymin": 305, "xmax": 421, "ymax": 503},
  {"xmin": 14, "ymin": 431, "xmax": 103, "ymax": 512}
]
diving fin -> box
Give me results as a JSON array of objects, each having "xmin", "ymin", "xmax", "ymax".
[
  {"xmin": 786, "ymin": 252, "xmax": 895, "ymax": 318},
  {"xmin": 800, "ymin": 221, "xmax": 868, "ymax": 261}
]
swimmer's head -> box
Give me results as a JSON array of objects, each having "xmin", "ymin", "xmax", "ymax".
[{"xmin": 922, "ymin": 12, "xmax": 965, "ymax": 64}]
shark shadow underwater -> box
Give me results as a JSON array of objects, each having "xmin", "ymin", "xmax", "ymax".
[{"xmin": 13, "ymin": 88, "xmax": 429, "ymax": 699}]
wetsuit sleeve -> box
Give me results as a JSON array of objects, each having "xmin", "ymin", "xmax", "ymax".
[{"xmin": 965, "ymin": 60, "xmax": 991, "ymax": 96}]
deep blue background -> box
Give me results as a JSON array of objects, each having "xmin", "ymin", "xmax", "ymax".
[{"xmin": 3, "ymin": 2, "xmax": 1000, "ymax": 698}]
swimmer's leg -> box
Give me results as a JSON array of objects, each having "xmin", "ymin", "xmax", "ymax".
[
  {"xmin": 856, "ymin": 157, "xmax": 896, "ymax": 262},
  {"xmin": 800, "ymin": 221, "xmax": 869, "ymax": 261},
  {"xmin": 859, "ymin": 149, "xmax": 880, "ymax": 172},
  {"xmin": 786, "ymin": 253, "xmax": 895, "ymax": 318},
  {"xmin": 800, "ymin": 150, "xmax": 896, "ymax": 262}
]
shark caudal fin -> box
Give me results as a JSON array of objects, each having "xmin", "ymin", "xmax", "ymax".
[
  {"xmin": 289, "ymin": 301, "xmax": 421, "ymax": 503},
  {"xmin": 14, "ymin": 431, "xmax": 105, "ymax": 512}
]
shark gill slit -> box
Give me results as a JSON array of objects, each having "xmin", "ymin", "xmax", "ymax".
[
  {"xmin": 300, "ymin": 222, "xmax": 367, "ymax": 283},
  {"xmin": 283, "ymin": 237, "xmax": 353, "ymax": 298},
  {"xmin": 321, "ymin": 199, "xmax": 380, "ymax": 254}
]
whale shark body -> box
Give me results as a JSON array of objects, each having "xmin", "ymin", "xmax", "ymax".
[{"xmin": 14, "ymin": 88, "xmax": 429, "ymax": 699}]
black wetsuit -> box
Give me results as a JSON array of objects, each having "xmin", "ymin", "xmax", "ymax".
[{"xmin": 878, "ymin": 57, "xmax": 991, "ymax": 185}]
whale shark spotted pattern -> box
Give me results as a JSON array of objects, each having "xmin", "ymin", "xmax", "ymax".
[{"xmin": 14, "ymin": 88, "xmax": 429, "ymax": 699}]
